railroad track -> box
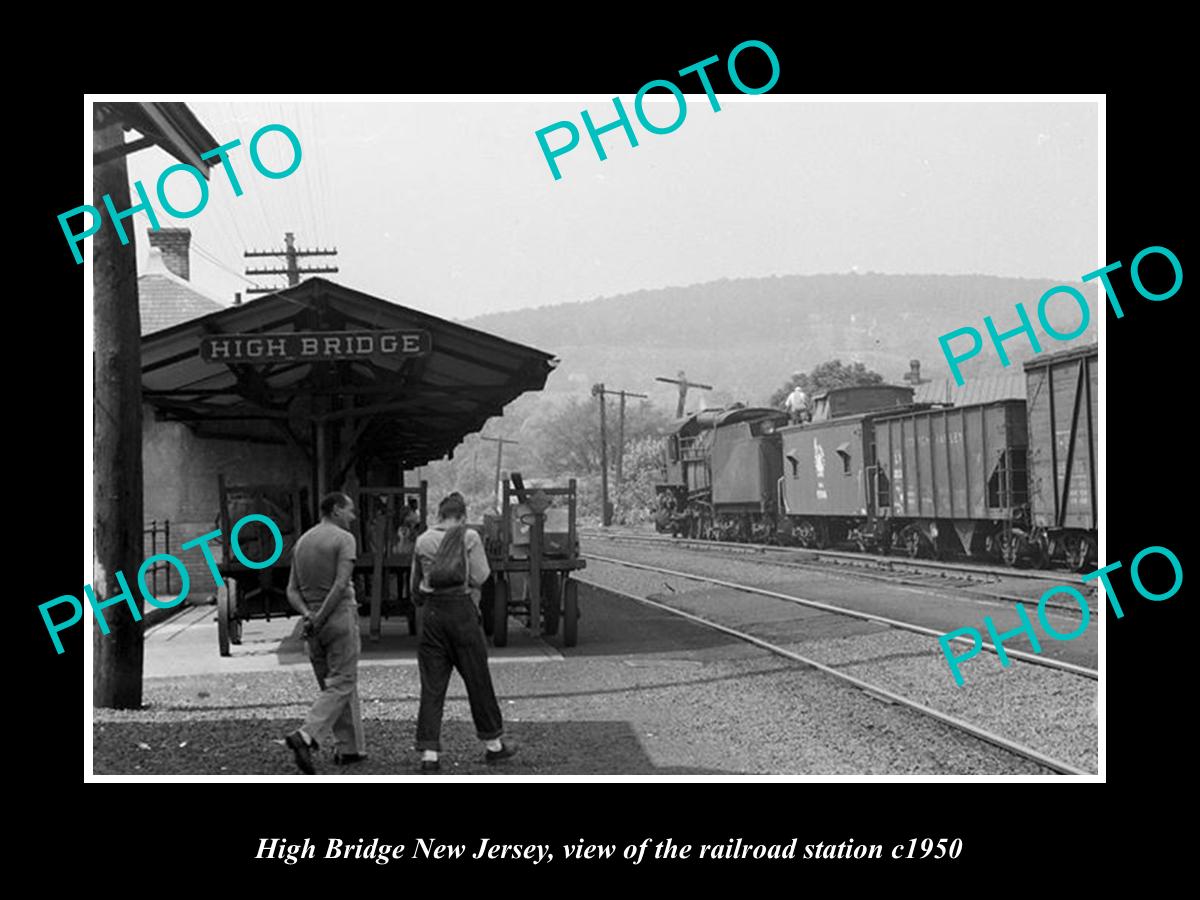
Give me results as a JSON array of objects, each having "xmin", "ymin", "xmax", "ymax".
[
  {"xmin": 577, "ymin": 560, "xmax": 1095, "ymax": 776},
  {"xmin": 580, "ymin": 529, "xmax": 1095, "ymax": 613},
  {"xmin": 585, "ymin": 553, "xmax": 1096, "ymax": 679}
]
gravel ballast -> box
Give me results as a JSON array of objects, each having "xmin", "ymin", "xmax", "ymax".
[{"xmin": 580, "ymin": 550, "xmax": 1098, "ymax": 774}]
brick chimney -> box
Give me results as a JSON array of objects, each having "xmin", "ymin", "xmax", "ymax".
[
  {"xmin": 904, "ymin": 360, "xmax": 922, "ymax": 385},
  {"xmin": 147, "ymin": 228, "xmax": 192, "ymax": 281}
]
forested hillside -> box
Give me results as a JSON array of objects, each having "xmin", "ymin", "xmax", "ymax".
[{"xmin": 466, "ymin": 273, "xmax": 1098, "ymax": 408}]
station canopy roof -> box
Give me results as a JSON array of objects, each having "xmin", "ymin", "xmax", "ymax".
[{"xmin": 141, "ymin": 278, "xmax": 558, "ymax": 467}]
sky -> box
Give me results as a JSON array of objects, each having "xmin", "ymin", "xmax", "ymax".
[{"xmin": 124, "ymin": 98, "xmax": 1099, "ymax": 321}]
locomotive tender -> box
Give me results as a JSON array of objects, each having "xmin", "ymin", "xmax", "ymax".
[{"xmin": 654, "ymin": 344, "xmax": 1097, "ymax": 570}]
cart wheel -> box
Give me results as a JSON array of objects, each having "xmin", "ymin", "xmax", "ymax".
[
  {"xmin": 562, "ymin": 578, "xmax": 578, "ymax": 648},
  {"xmin": 492, "ymin": 576, "xmax": 509, "ymax": 648},
  {"xmin": 217, "ymin": 585, "xmax": 233, "ymax": 657},
  {"xmin": 541, "ymin": 572, "xmax": 561, "ymax": 636}
]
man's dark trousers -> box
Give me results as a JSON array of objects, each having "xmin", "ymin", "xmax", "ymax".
[{"xmin": 415, "ymin": 592, "xmax": 504, "ymax": 751}]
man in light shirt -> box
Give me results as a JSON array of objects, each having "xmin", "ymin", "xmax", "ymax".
[
  {"xmin": 785, "ymin": 380, "xmax": 810, "ymax": 424},
  {"xmin": 283, "ymin": 491, "xmax": 364, "ymax": 774}
]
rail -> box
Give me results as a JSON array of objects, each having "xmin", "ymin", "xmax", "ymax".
[
  {"xmin": 575, "ymin": 575, "xmax": 1090, "ymax": 776},
  {"xmin": 580, "ymin": 528, "xmax": 1090, "ymax": 587},
  {"xmin": 583, "ymin": 552, "xmax": 1097, "ymax": 680}
]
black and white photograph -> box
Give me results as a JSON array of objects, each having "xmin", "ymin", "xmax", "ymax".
[{"xmin": 74, "ymin": 93, "xmax": 1117, "ymax": 785}]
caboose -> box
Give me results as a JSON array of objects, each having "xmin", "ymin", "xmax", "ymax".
[{"xmin": 778, "ymin": 385, "xmax": 916, "ymax": 550}]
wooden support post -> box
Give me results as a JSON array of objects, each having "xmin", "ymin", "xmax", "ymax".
[
  {"xmin": 493, "ymin": 443, "xmax": 503, "ymax": 508},
  {"xmin": 315, "ymin": 418, "xmax": 328, "ymax": 500},
  {"xmin": 93, "ymin": 115, "xmax": 146, "ymax": 710},
  {"xmin": 370, "ymin": 509, "xmax": 386, "ymax": 641},
  {"xmin": 528, "ymin": 512, "xmax": 543, "ymax": 634}
]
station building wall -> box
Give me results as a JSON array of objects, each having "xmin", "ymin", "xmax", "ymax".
[{"xmin": 141, "ymin": 405, "xmax": 311, "ymax": 603}]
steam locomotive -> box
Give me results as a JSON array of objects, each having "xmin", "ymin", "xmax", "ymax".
[{"xmin": 653, "ymin": 345, "xmax": 1097, "ymax": 570}]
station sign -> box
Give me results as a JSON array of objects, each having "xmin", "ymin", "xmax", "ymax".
[{"xmin": 200, "ymin": 330, "xmax": 431, "ymax": 363}]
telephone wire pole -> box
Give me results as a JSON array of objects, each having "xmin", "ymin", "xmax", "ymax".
[{"xmin": 245, "ymin": 231, "xmax": 338, "ymax": 293}]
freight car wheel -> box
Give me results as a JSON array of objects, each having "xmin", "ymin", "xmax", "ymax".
[
  {"xmin": 1063, "ymin": 534, "xmax": 1096, "ymax": 573},
  {"xmin": 794, "ymin": 519, "xmax": 829, "ymax": 549},
  {"xmin": 997, "ymin": 532, "xmax": 1020, "ymax": 567},
  {"xmin": 562, "ymin": 578, "xmax": 578, "ymax": 647},
  {"xmin": 1032, "ymin": 545, "xmax": 1050, "ymax": 569},
  {"xmin": 492, "ymin": 576, "xmax": 509, "ymax": 647},
  {"xmin": 900, "ymin": 526, "xmax": 925, "ymax": 559}
]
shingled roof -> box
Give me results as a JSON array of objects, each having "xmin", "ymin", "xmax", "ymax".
[{"xmin": 139, "ymin": 247, "xmax": 225, "ymax": 335}]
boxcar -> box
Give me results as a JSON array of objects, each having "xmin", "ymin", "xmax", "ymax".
[{"xmin": 1024, "ymin": 344, "xmax": 1098, "ymax": 569}]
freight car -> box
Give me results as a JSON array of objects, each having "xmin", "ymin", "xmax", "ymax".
[
  {"xmin": 793, "ymin": 395, "xmax": 1031, "ymax": 562},
  {"xmin": 1023, "ymin": 345, "xmax": 1098, "ymax": 570},
  {"xmin": 653, "ymin": 343, "xmax": 1098, "ymax": 570}
]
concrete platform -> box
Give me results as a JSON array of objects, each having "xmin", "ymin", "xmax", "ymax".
[{"xmin": 144, "ymin": 604, "xmax": 561, "ymax": 678}]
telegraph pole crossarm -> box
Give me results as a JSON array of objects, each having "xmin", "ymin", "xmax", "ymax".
[
  {"xmin": 244, "ymin": 231, "xmax": 338, "ymax": 292},
  {"xmin": 655, "ymin": 371, "xmax": 714, "ymax": 419}
]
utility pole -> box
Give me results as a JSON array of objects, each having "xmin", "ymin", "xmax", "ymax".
[
  {"xmin": 591, "ymin": 386, "xmax": 648, "ymax": 491},
  {"xmin": 591, "ymin": 384, "xmax": 611, "ymax": 525},
  {"xmin": 244, "ymin": 231, "xmax": 339, "ymax": 293},
  {"xmin": 480, "ymin": 435, "xmax": 519, "ymax": 510},
  {"xmin": 92, "ymin": 108, "xmax": 145, "ymax": 709},
  {"xmin": 656, "ymin": 370, "xmax": 714, "ymax": 419}
]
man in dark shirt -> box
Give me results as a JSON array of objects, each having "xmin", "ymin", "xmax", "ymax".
[
  {"xmin": 410, "ymin": 492, "xmax": 515, "ymax": 773},
  {"xmin": 283, "ymin": 491, "xmax": 363, "ymax": 774}
]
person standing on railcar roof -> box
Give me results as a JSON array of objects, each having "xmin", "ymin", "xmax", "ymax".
[{"xmin": 785, "ymin": 378, "xmax": 810, "ymax": 424}]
